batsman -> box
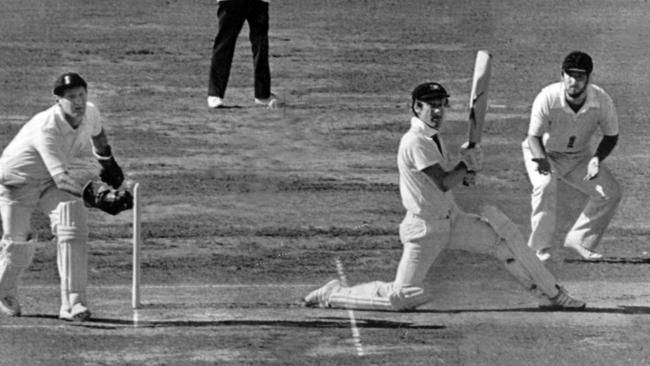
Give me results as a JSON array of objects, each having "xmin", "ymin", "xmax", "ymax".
[
  {"xmin": 0, "ymin": 72, "xmax": 134, "ymax": 321},
  {"xmin": 304, "ymin": 79, "xmax": 586, "ymax": 311}
]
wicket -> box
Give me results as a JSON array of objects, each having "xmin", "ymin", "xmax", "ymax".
[{"xmin": 132, "ymin": 182, "xmax": 142, "ymax": 309}]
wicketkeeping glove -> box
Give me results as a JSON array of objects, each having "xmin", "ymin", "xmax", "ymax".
[
  {"xmin": 82, "ymin": 181, "xmax": 133, "ymax": 215},
  {"xmin": 95, "ymin": 146, "xmax": 124, "ymax": 189},
  {"xmin": 459, "ymin": 142, "xmax": 484, "ymax": 172}
]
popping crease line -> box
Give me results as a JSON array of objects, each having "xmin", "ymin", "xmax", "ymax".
[
  {"xmin": 22, "ymin": 284, "xmax": 319, "ymax": 289},
  {"xmin": 335, "ymin": 257, "xmax": 366, "ymax": 357}
]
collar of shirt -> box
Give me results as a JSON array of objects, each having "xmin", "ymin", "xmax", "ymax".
[
  {"xmin": 53, "ymin": 104, "xmax": 83, "ymax": 134},
  {"xmin": 410, "ymin": 116, "xmax": 440, "ymax": 137},
  {"xmin": 558, "ymin": 83, "xmax": 601, "ymax": 112}
]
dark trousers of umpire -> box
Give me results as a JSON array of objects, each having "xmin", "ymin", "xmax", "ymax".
[{"xmin": 208, "ymin": 0, "xmax": 271, "ymax": 100}]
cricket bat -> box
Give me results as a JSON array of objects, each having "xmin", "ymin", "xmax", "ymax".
[{"xmin": 467, "ymin": 50, "xmax": 492, "ymax": 148}]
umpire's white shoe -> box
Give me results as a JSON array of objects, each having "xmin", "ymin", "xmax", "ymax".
[
  {"xmin": 207, "ymin": 96, "xmax": 224, "ymax": 109},
  {"xmin": 0, "ymin": 295, "xmax": 21, "ymax": 317},
  {"xmin": 254, "ymin": 93, "xmax": 279, "ymax": 109},
  {"xmin": 59, "ymin": 303, "xmax": 91, "ymax": 321},
  {"xmin": 536, "ymin": 248, "xmax": 551, "ymax": 262},
  {"xmin": 539, "ymin": 286, "xmax": 586, "ymax": 310},
  {"xmin": 303, "ymin": 279, "xmax": 341, "ymax": 308},
  {"xmin": 564, "ymin": 243, "xmax": 603, "ymax": 260}
]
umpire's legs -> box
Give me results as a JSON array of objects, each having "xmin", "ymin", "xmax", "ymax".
[
  {"xmin": 246, "ymin": 0, "xmax": 271, "ymax": 99},
  {"xmin": 208, "ymin": 0, "xmax": 247, "ymax": 98}
]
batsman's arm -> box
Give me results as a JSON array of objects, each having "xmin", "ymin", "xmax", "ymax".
[{"xmin": 422, "ymin": 162, "xmax": 472, "ymax": 192}]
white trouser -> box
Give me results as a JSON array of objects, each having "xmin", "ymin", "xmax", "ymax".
[
  {"xmin": 522, "ymin": 143, "xmax": 622, "ymax": 251},
  {"xmin": 328, "ymin": 209, "xmax": 560, "ymax": 311},
  {"xmin": 0, "ymin": 181, "xmax": 89, "ymax": 309}
]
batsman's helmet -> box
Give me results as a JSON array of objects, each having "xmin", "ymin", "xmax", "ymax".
[
  {"xmin": 53, "ymin": 72, "xmax": 87, "ymax": 96},
  {"xmin": 411, "ymin": 82, "xmax": 450, "ymax": 103},
  {"xmin": 562, "ymin": 51, "xmax": 593, "ymax": 75}
]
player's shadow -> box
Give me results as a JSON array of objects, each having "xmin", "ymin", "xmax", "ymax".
[
  {"xmin": 564, "ymin": 256, "xmax": 650, "ymax": 264},
  {"xmin": 412, "ymin": 305, "xmax": 650, "ymax": 314},
  {"xmin": 22, "ymin": 314, "xmax": 445, "ymax": 330},
  {"xmin": 210, "ymin": 105, "xmax": 243, "ymax": 110}
]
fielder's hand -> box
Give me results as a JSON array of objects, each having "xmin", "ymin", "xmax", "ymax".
[
  {"xmin": 584, "ymin": 156, "xmax": 599, "ymax": 181},
  {"xmin": 532, "ymin": 157, "xmax": 551, "ymax": 175},
  {"xmin": 460, "ymin": 142, "xmax": 484, "ymax": 172},
  {"xmin": 82, "ymin": 181, "xmax": 133, "ymax": 215}
]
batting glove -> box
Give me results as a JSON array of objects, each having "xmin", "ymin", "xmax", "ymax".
[{"xmin": 460, "ymin": 142, "xmax": 484, "ymax": 172}]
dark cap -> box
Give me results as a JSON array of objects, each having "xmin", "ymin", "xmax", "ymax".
[
  {"xmin": 562, "ymin": 51, "xmax": 593, "ymax": 74},
  {"xmin": 53, "ymin": 72, "xmax": 88, "ymax": 96},
  {"xmin": 411, "ymin": 82, "xmax": 450, "ymax": 102}
]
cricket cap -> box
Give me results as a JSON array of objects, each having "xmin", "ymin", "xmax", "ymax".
[
  {"xmin": 562, "ymin": 51, "xmax": 593, "ymax": 75},
  {"xmin": 411, "ymin": 82, "xmax": 450, "ymax": 102},
  {"xmin": 53, "ymin": 72, "xmax": 88, "ymax": 96}
]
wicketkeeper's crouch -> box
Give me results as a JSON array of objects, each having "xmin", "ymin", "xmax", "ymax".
[
  {"xmin": 304, "ymin": 82, "xmax": 586, "ymax": 311},
  {"xmin": 0, "ymin": 72, "xmax": 133, "ymax": 321}
]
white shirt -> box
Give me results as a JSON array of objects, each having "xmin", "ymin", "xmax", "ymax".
[
  {"xmin": 0, "ymin": 102, "xmax": 102, "ymax": 184},
  {"xmin": 528, "ymin": 82, "xmax": 618, "ymax": 153},
  {"xmin": 398, "ymin": 117, "xmax": 458, "ymax": 218}
]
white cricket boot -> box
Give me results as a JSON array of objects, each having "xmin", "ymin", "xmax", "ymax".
[
  {"xmin": 59, "ymin": 291, "xmax": 91, "ymax": 321},
  {"xmin": 254, "ymin": 93, "xmax": 279, "ymax": 109},
  {"xmin": 539, "ymin": 286, "xmax": 586, "ymax": 310},
  {"xmin": 207, "ymin": 96, "xmax": 224, "ymax": 109},
  {"xmin": 303, "ymin": 279, "xmax": 341, "ymax": 308},
  {"xmin": 564, "ymin": 243, "xmax": 603, "ymax": 260},
  {"xmin": 0, "ymin": 295, "xmax": 21, "ymax": 317}
]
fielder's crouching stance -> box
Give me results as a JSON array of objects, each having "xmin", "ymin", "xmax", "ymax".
[
  {"xmin": 304, "ymin": 82, "xmax": 585, "ymax": 311},
  {"xmin": 0, "ymin": 73, "xmax": 133, "ymax": 321}
]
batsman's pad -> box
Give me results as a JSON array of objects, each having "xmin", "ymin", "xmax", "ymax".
[
  {"xmin": 0, "ymin": 239, "xmax": 36, "ymax": 297},
  {"xmin": 480, "ymin": 205, "xmax": 559, "ymax": 298},
  {"xmin": 56, "ymin": 201, "xmax": 89, "ymax": 293}
]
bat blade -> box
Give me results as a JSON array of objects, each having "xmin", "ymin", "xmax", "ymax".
[{"xmin": 467, "ymin": 50, "xmax": 492, "ymax": 148}]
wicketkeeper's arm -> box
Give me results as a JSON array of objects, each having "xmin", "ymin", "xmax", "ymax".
[
  {"xmin": 52, "ymin": 172, "xmax": 86, "ymax": 197},
  {"xmin": 91, "ymin": 128, "xmax": 125, "ymax": 188}
]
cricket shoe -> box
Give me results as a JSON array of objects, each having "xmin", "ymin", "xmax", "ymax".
[
  {"xmin": 0, "ymin": 295, "xmax": 21, "ymax": 317},
  {"xmin": 59, "ymin": 303, "xmax": 91, "ymax": 321},
  {"xmin": 539, "ymin": 286, "xmax": 586, "ymax": 310},
  {"xmin": 564, "ymin": 243, "xmax": 603, "ymax": 260},
  {"xmin": 536, "ymin": 248, "xmax": 551, "ymax": 262},
  {"xmin": 303, "ymin": 279, "xmax": 341, "ymax": 308},
  {"xmin": 254, "ymin": 93, "xmax": 280, "ymax": 109},
  {"xmin": 207, "ymin": 96, "xmax": 224, "ymax": 109}
]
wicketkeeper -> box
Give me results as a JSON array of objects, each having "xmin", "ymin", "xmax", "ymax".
[
  {"xmin": 304, "ymin": 82, "xmax": 586, "ymax": 311},
  {"xmin": 0, "ymin": 72, "xmax": 133, "ymax": 321}
]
